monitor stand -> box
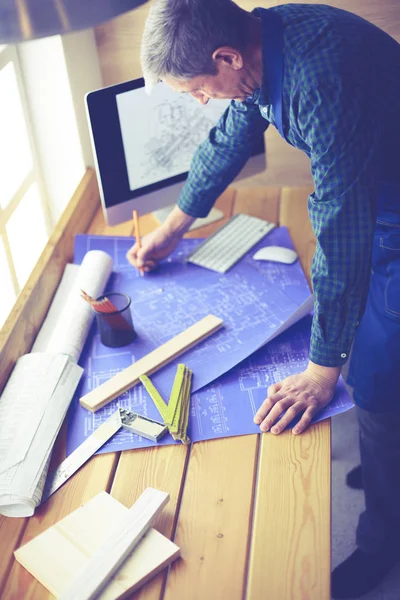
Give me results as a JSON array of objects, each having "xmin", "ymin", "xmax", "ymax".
[{"xmin": 152, "ymin": 205, "xmax": 224, "ymax": 231}]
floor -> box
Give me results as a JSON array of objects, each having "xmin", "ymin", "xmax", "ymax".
[{"xmin": 331, "ymin": 403, "xmax": 400, "ymax": 599}]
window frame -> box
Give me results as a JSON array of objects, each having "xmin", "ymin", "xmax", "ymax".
[{"xmin": 0, "ymin": 44, "xmax": 52, "ymax": 299}]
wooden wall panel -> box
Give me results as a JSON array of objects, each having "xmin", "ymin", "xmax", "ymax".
[
  {"xmin": 94, "ymin": 2, "xmax": 150, "ymax": 85},
  {"xmin": 94, "ymin": 1, "xmax": 399, "ymax": 188}
]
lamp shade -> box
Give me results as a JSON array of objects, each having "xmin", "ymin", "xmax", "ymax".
[{"xmin": 0, "ymin": 0, "xmax": 149, "ymax": 43}]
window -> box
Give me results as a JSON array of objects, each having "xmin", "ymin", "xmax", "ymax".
[
  {"xmin": 0, "ymin": 45, "xmax": 51, "ymax": 327},
  {"xmin": 0, "ymin": 31, "xmax": 102, "ymax": 330}
]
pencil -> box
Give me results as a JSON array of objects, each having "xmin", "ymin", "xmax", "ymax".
[
  {"xmin": 80, "ymin": 291, "xmax": 132, "ymax": 330},
  {"xmin": 133, "ymin": 210, "xmax": 144, "ymax": 276},
  {"xmin": 81, "ymin": 290, "xmax": 118, "ymax": 313}
]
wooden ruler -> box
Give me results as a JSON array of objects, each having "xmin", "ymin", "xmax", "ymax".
[{"xmin": 80, "ymin": 314, "xmax": 223, "ymax": 412}]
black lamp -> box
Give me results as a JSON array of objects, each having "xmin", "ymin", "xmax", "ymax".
[{"xmin": 0, "ymin": 0, "xmax": 149, "ymax": 43}]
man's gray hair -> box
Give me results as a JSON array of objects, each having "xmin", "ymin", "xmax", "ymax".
[{"xmin": 141, "ymin": 0, "xmax": 248, "ymax": 91}]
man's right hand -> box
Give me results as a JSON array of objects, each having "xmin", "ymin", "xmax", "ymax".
[
  {"xmin": 126, "ymin": 225, "xmax": 182, "ymax": 272},
  {"xmin": 126, "ymin": 205, "xmax": 196, "ymax": 272}
]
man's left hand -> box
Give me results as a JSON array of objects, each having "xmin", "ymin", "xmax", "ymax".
[{"xmin": 254, "ymin": 362, "xmax": 341, "ymax": 435}]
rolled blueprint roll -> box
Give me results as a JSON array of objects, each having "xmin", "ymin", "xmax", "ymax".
[{"xmin": 32, "ymin": 250, "xmax": 113, "ymax": 362}]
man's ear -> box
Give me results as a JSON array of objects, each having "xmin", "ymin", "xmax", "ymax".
[{"xmin": 212, "ymin": 46, "xmax": 243, "ymax": 70}]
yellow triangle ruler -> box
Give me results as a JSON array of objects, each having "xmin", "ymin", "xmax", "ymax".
[
  {"xmin": 138, "ymin": 375, "xmax": 169, "ymax": 422},
  {"xmin": 139, "ymin": 364, "xmax": 192, "ymax": 444},
  {"xmin": 169, "ymin": 368, "xmax": 192, "ymax": 444},
  {"xmin": 165, "ymin": 364, "xmax": 186, "ymax": 426}
]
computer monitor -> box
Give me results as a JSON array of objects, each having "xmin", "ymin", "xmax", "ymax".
[{"xmin": 85, "ymin": 77, "xmax": 266, "ymax": 227}]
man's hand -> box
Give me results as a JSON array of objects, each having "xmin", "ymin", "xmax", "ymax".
[
  {"xmin": 126, "ymin": 225, "xmax": 182, "ymax": 272},
  {"xmin": 126, "ymin": 206, "xmax": 195, "ymax": 273},
  {"xmin": 254, "ymin": 362, "xmax": 341, "ymax": 435}
]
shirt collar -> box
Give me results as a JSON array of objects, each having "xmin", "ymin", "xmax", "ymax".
[{"xmin": 251, "ymin": 7, "xmax": 271, "ymax": 106}]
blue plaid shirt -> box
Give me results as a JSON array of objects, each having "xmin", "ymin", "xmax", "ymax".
[{"xmin": 177, "ymin": 3, "xmax": 400, "ymax": 367}]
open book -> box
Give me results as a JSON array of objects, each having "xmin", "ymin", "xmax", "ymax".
[{"xmin": 0, "ymin": 250, "xmax": 113, "ymax": 517}]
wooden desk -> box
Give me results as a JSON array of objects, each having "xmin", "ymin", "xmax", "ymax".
[{"xmin": 0, "ymin": 170, "xmax": 330, "ymax": 600}]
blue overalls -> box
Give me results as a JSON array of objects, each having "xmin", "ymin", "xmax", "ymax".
[{"xmin": 263, "ymin": 10, "xmax": 400, "ymax": 414}]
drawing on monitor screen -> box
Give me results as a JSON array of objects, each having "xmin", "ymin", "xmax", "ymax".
[
  {"xmin": 116, "ymin": 84, "xmax": 229, "ymax": 192},
  {"xmin": 144, "ymin": 98, "xmax": 223, "ymax": 178}
]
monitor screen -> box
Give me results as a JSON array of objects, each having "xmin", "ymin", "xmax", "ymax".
[
  {"xmin": 116, "ymin": 83, "xmax": 230, "ymax": 193},
  {"xmin": 86, "ymin": 78, "xmax": 265, "ymax": 225}
]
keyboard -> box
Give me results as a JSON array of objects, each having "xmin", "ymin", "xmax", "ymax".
[{"xmin": 186, "ymin": 213, "xmax": 276, "ymax": 273}]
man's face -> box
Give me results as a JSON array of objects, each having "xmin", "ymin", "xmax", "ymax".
[{"xmin": 163, "ymin": 66, "xmax": 249, "ymax": 105}]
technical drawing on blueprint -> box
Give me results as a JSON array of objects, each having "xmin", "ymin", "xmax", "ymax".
[
  {"xmin": 189, "ymin": 316, "xmax": 352, "ymax": 442},
  {"xmin": 68, "ymin": 316, "xmax": 352, "ymax": 454},
  {"xmin": 67, "ymin": 228, "xmax": 335, "ymax": 455}
]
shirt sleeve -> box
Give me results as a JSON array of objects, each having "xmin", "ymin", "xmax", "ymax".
[
  {"xmin": 177, "ymin": 98, "xmax": 269, "ymax": 218},
  {"xmin": 298, "ymin": 72, "xmax": 381, "ymax": 367}
]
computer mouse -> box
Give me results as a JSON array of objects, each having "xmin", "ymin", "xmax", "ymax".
[{"xmin": 253, "ymin": 246, "xmax": 298, "ymax": 265}]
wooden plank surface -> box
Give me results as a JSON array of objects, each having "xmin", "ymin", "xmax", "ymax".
[
  {"xmin": 164, "ymin": 436, "xmax": 259, "ymax": 600},
  {"xmin": 247, "ymin": 420, "xmax": 331, "ymax": 600},
  {"xmin": 58, "ymin": 488, "xmax": 170, "ymax": 600},
  {"xmin": 0, "ymin": 181, "xmax": 331, "ymax": 600},
  {"xmin": 14, "ymin": 493, "xmax": 180, "ymax": 600},
  {"xmin": 88, "ymin": 206, "xmax": 136, "ymax": 237},
  {"xmin": 136, "ymin": 188, "xmax": 236, "ymax": 239},
  {"xmin": 0, "ymin": 517, "xmax": 27, "ymax": 593},
  {"xmin": 3, "ymin": 453, "xmax": 119, "ymax": 600},
  {"xmin": 110, "ymin": 445, "xmax": 189, "ymax": 600}
]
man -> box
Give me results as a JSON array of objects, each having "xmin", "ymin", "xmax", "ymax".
[{"xmin": 126, "ymin": 1, "xmax": 400, "ymax": 596}]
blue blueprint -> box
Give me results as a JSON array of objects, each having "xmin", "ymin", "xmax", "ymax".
[
  {"xmin": 189, "ymin": 316, "xmax": 352, "ymax": 442},
  {"xmin": 66, "ymin": 228, "xmax": 351, "ymax": 455},
  {"xmin": 67, "ymin": 316, "xmax": 352, "ymax": 454}
]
